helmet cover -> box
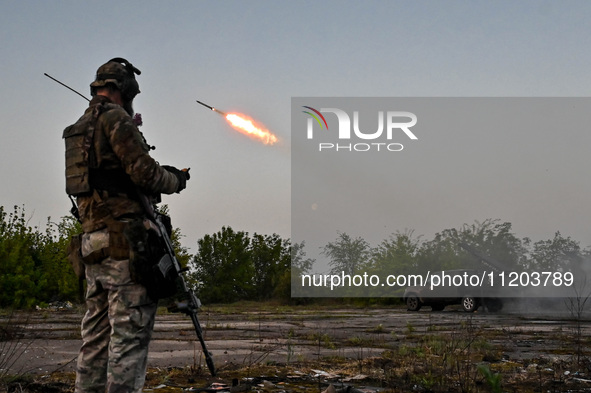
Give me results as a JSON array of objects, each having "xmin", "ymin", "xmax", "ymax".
[{"xmin": 90, "ymin": 58, "xmax": 141, "ymax": 101}]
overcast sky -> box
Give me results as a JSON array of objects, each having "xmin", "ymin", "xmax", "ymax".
[{"xmin": 2, "ymin": 1, "xmax": 591, "ymax": 253}]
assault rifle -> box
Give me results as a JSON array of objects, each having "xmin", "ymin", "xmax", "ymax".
[{"xmin": 140, "ymin": 194, "xmax": 216, "ymax": 377}]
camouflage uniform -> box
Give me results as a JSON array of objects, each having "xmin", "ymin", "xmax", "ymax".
[
  {"xmin": 76, "ymin": 257, "xmax": 157, "ymax": 393},
  {"xmin": 69, "ymin": 59, "xmax": 185, "ymax": 393}
]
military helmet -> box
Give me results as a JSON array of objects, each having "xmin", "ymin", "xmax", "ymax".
[{"xmin": 90, "ymin": 57, "xmax": 141, "ymax": 101}]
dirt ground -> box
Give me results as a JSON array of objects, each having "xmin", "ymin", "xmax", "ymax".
[{"xmin": 2, "ymin": 298, "xmax": 591, "ymax": 392}]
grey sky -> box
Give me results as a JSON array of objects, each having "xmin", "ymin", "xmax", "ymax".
[{"xmin": 1, "ymin": 1, "xmax": 591, "ymax": 253}]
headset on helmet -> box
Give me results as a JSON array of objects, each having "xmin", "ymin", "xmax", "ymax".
[{"xmin": 90, "ymin": 57, "xmax": 141, "ymax": 101}]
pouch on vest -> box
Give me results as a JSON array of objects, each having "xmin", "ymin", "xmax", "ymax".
[
  {"xmin": 63, "ymin": 122, "xmax": 92, "ymax": 196},
  {"xmin": 66, "ymin": 234, "xmax": 86, "ymax": 279},
  {"xmin": 80, "ymin": 228, "xmax": 110, "ymax": 264},
  {"xmin": 125, "ymin": 217, "xmax": 178, "ymax": 300},
  {"xmin": 107, "ymin": 219, "xmax": 131, "ymax": 260},
  {"xmin": 63, "ymin": 104, "xmax": 105, "ymax": 196}
]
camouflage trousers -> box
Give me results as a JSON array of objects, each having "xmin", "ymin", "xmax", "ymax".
[{"xmin": 75, "ymin": 256, "xmax": 157, "ymax": 393}]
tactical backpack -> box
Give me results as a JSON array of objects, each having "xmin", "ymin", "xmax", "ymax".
[{"xmin": 63, "ymin": 103, "xmax": 108, "ymax": 197}]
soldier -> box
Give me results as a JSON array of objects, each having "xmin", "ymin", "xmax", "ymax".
[{"xmin": 64, "ymin": 58, "xmax": 189, "ymax": 393}]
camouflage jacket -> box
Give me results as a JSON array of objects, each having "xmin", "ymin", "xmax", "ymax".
[{"xmin": 75, "ymin": 95, "xmax": 179, "ymax": 233}]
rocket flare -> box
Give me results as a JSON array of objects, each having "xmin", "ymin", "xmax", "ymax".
[
  {"xmin": 196, "ymin": 100, "xmax": 226, "ymax": 116},
  {"xmin": 196, "ymin": 99, "xmax": 278, "ymax": 145}
]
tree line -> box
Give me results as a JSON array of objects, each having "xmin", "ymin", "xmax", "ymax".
[
  {"xmin": 0, "ymin": 205, "xmax": 298, "ymax": 308},
  {"xmin": 0, "ymin": 205, "xmax": 588, "ymax": 308},
  {"xmin": 320, "ymin": 219, "xmax": 589, "ymax": 297},
  {"xmin": 0, "ymin": 205, "xmax": 80, "ymax": 308}
]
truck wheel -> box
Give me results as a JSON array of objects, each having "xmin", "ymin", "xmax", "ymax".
[
  {"xmin": 406, "ymin": 295, "xmax": 422, "ymax": 311},
  {"xmin": 461, "ymin": 297, "xmax": 479, "ymax": 312}
]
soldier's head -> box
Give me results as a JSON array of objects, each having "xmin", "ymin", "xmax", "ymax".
[{"xmin": 90, "ymin": 58, "xmax": 141, "ymax": 115}]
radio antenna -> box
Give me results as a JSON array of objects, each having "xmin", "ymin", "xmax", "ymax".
[{"xmin": 44, "ymin": 73, "xmax": 90, "ymax": 102}]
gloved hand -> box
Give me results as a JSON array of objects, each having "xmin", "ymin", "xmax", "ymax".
[{"xmin": 162, "ymin": 165, "xmax": 190, "ymax": 193}]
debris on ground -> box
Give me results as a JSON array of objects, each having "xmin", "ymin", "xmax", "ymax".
[{"xmin": 35, "ymin": 301, "xmax": 73, "ymax": 311}]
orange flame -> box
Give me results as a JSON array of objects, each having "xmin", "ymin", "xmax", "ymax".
[{"xmin": 225, "ymin": 113, "xmax": 278, "ymax": 145}]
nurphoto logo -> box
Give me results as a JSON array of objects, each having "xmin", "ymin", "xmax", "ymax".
[{"xmin": 302, "ymin": 105, "xmax": 418, "ymax": 152}]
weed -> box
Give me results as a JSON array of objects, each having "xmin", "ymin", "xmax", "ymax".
[
  {"xmin": 306, "ymin": 332, "xmax": 336, "ymax": 350},
  {"xmin": 478, "ymin": 364, "xmax": 502, "ymax": 393},
  {"xmin": 367, "ymin": 323, "xmax": 386, "ymax": 334},
  {"xmin": 286, "ymin": 328, "xmax": 295, "ymax": 364},
  {"xmin": 0, "ymin": 311, "xmax": 34, "ymax": 388},
  {"xmin": 565, "ymin": 276, "xmax": 591, "ymax": 366},
  {"xmin": 348, "ymin": 336, "xmax": 373, "ymax": 347},
  {"xmin": 405, "ymin": 321, "xmax": 415, "ymax": 335}
]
